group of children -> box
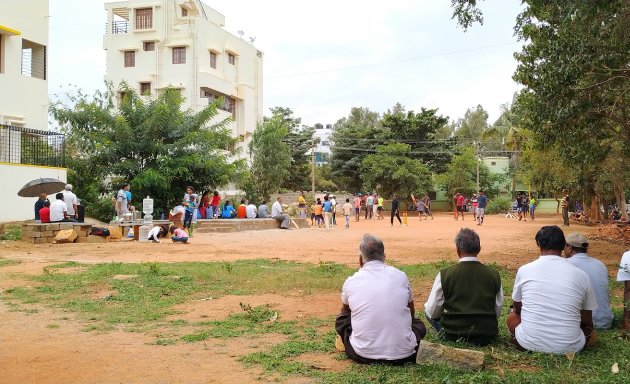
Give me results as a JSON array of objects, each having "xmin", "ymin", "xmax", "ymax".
[{"xmin": 146, "ymin": 225, "xmax": 189, "ymax": 243}]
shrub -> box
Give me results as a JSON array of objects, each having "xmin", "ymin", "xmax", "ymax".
[
  {"xmin": 485, "ymin": 195, "xmax": 513, "ymax": 214},
  {"xmin": 85, "ymin": 194, "xmax": 116, "ymax": 223},
  {"xmin": 0, "ymin": 225, "xmax": 22, "ymax": 241}
]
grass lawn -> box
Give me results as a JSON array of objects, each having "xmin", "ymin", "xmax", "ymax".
[{"xmin": 2, "ymin": 259, "xmax": 628, "ymax": 383}]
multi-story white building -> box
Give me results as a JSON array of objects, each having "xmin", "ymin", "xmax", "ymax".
[
  {"xmin": 103, "ymin": 0, "xmax": 263, "ymax": 158},
  {"xmin": 0, "ymin": 0, "xmax": 68, "ymax": 221},
  {"xmin": 313, "ymin": 123, "xmax": 333, "ymax": 166}
]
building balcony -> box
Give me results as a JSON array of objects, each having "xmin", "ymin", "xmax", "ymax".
[{"xmin": 0, "ymin": 124, "xmax": 65, "ymax": 167}]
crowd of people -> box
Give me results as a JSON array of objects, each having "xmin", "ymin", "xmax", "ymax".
[
  {"xmin": 33, "ymin": 184, "xmax": 80, "ymax": 224},
  {"xmin": 336, "ymin": 228, "xmax": 630, "ymax": 364}
]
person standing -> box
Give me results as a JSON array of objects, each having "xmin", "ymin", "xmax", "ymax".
[
  {"xmin": 298, "ymin": 191, "xmax": 307, "ymax": 219},
  {"xmin": 423, "ymin": 193, "xmax": 433, "ymax": 220},
  {"xmin": 34, "ymin": 193, "xmax": 48, "ymax": 221},
  {"xmin": 425, "ymin": 228, "xmax": 503, "ymax": 345},
  {"xmin": 183, "ymin": 195, "xmax": 197, "ymax": 230},
  {"xmin": 377, "ymin": 194, "xmax": 384, "ymax": 220},
  {"xmin": 617, "ymin": 250, "xmax": 630, "ymax": 331},
  {"xmin": 116, "ymin": 183, "xmax": 130, "ymax": 219},
  {"xmin": 366, "ymin": 193, "xmax": 374, "ymax": 219},
  {"xmin": 410, "ymin": 194, "xmax": 427, "ymax": 221},
  {"xmin": 336, "ymin": 234, "xmax": 426, "ymax": 364},
  {"xmin": 516, "ymin": 193, "xmax": 525, "ymax": 221},
  {"xmin": 529, "ymin": 196, "xmax": 537, "ymax": 221},
  {"xmin": 564, "ymin": 233, "xmax": 613, "ymax": 329},
  {"xmin": 476, "ymin": 190, "xmax": 487, "ymax": 225},
  {"xmin": 211, "ymin": 191, "xmax": 221, "ymax": 219},
  {"xmin": 390, "ymin": 194, "xmax": 403, "ymax": 227},
  {"xmin": 507, "ymin": 226, "xmax": 597, "ymax": 354},
  {"xmin": 343, "ymin": 198, "xmax": 352, "ymax": 229},
  {"xmin": 62, "ymin": 184, "xmax": 79, "ymax": 221},
  {"xmin": 471, "ymin": 194, "xmax": 478, "ymax": 221},
  {"xmin": 561, "ymin": 189, "xmax": 570, "ymax": 226},
  {"xmin": 271, "ymin": 197, "xmax": 291, "ymax": 230},
  {"xmin": 455, "ymin": 193, "xmax": 465, "ymax": 221},
  {"xmin": 354, "ymin": 194, "xmax": 361, "ymax": 222},
  {"xmin": 331, "ymin": 195, "xmax": 337, "ymax": 225},
  {"xmin": 323, "ymin": 195, "xmax": 333, "ymax": 231}
]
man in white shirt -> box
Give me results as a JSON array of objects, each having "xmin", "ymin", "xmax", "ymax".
[
  {"xmin": 116, "ymin": 183, "xmax": 130, "ymax": 218},
  {"xmin": 336, "ymin": 234, "xmax": 426, "ymax": 364},
  {"xmin": 246, "ymin": 202, "xmax": 258, "ymax": 219},
  {"xmin": 564, "ymin": 233, "xmax": 613, "ymax": 329},
  {"xmin": 507, "ymin": 226, "xmax": 597, "ymax": 354},
  {"xmin": 271, "ymin": 197, "xmax": 291, "ymax": 229},
  {"xmin": 62, "ymin": 184, "xmax": 78, "ymax": 220},
  {"xmin": 50, "ymin": 193, "xmax": 70, "ymax": 222},
  {"xmin": 618, "ymin": 250, "xmax": 630, "ymax": 331}
]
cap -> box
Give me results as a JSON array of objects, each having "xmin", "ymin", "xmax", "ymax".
[{"xmin": 565, "ymin": 233, "xmax": 589, "ymax": 248}]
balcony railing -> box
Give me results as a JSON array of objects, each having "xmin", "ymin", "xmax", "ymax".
[
  {"xmin": 112, "ymin": 21, "xmax": 129, "ymax": 34},
  {"xmin": 0, "ymin": 124, "xmax": 66, "ymax": 167}
]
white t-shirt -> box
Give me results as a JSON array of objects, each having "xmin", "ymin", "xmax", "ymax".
[
  {"xmin": 50, "ymin": 199, "xmax": 68, "ymax": 222},
  {"xmin": 147, "ymin": 226, "xmax": 162, "ymax": 242},
  {"xmin": 246, "ymin": 204, "xmax": 257, "ymax": 219},
  {"xmin": 618, "ymin": 251, "xmax": 630, "ymax": 282},
  {"xmin": 341, "ymin": 260, "xmax": 417, "ymax": 360},
  {"xmin": 512, "ymin": 255, "xmax": 597, "ymax": 354},
  {"xmin": 271, "ymin": 201, "xmax": 283, "ymax": 217},
  {"xmin": 63, "ymin": 191, "xmax": 78, "ymax": 215},
  {"xmin": 116, "ymin": 189, "xmax": 128, "ymax": 215}
]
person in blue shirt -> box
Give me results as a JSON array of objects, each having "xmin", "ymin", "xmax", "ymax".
[
  {"xmin": 476, "ymin": 190, "xmax": 487, "ymax": 226},
  {"xmin": 323, "ymin": 195, "xmax": 333, "ymax": 230},
  {"xmin": 183, "ymin": 194, "xmax": 197, "ymax": 229},
  {"xmin": 221, "ymin": 200, "xmax": 237, "ymax": 218}
]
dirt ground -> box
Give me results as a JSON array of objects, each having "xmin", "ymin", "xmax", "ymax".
[{"xmin": 1, "ymin": 213, "xmax": 628, "ymax": 383}]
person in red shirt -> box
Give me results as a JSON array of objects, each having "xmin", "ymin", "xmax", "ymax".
[
  {"xmin": 456, "ymin": 193, "xmax": 466, "ymax": 221},
  {"xmin": 39, "ymin": 201, "xmax": 51, "ymax": 223},
  {"xmin": 237, "ymin": 199, "xmax": 247, "ymax": 218},
  {"xmin": 210, "ymin": 191, "xmax": 221, "ymax": 219}
]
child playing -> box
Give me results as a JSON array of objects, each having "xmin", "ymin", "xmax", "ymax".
[
  {"xmin": 147, "ymin": 225, "xmax": 165, "ymax": 243},
  {"xmin": 170, "ymin": 225, "xmax": 189, "ymax": 243},
  {"xmin": 313, "ymin": 198, "xmax": 324, "ymax": 228},
  {"xmin": 342, "ymin": 198, "xmax": 352, "ymax": 229},
  {"xmin": 183, "ymin": 195, "xmax": 197, "ymax": 230}
]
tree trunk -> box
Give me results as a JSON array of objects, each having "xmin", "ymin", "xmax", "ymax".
[
  {"xmin": 589, "ymin": 195, "xmax": 601, "ymax": 222},
  {"xmin": 614, "ymin": 183, "xmax": 628, "ymax": 221}
]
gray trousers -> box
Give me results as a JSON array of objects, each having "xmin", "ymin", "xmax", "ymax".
[{"xmin": 273, "ymin": 214, "xmax": 290, "ymax": 229}]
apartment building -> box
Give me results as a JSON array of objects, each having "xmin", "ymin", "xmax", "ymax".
[
  {"xmin": 313, "ymin": 123, "xmax": 333, "ymax": 166},
  {"xmin": 103, "ymin": 0, "xmax": 263, "ymax": 158},
  {"xmin": 0, "ymin": 0, "xmax": 68, "ymax": 221}
]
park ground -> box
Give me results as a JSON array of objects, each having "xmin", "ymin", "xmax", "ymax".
[{"xmin": 0, "ymin": 213, "xmax": 628, "ymax": 383}]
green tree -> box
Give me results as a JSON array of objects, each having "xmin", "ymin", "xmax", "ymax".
[
  {"xmin": 361, "ymin": 143, "xmax": 432, "ymax": 199},
  {"xmin": 453, "ymin": 104, "xmax": 489, "ymax": 142},
  {"xmin": 436, "ymin": 146, "xmax": 502, "ymax": 199},
  {"xmin": 51, "ymin": 84, "xmax": 239, "ymax": 218},
  {"xmin": 248, "ymin": 115, "xmax": 291, "ymax": 201},
  {"xmin": 267, "ymin": 107, "xmax": 316, "ymax": 191},
  {"xmin": 330, "ymin": 107, "xmax": 384, "ymax": 192}
]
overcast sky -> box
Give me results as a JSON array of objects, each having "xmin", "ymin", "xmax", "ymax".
[{"xmin": 49, "ymin": 0, "xmax": 524, "ymax": 127}]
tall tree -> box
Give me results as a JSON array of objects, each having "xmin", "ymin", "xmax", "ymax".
[
  {"xmin": 248, "ymin": 115, "xmax": 291, "ymax": 201},
  {"xmin": 361, "ymin": 143, "xmax": 432, "ymax": 199},
  {"xmin": 436, "ymin": 146, "xmax": 503, "ymax": 199},
  {"xmin": 454, "ymin": 104, "xmax": 489, "ymax": 142},
  {"xmin": 51, "ymin": 84, "xmax": 239, "ymax": 217}
]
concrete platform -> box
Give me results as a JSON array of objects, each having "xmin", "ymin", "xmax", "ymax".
[{"xmin": 195, "ymin": 218, "xmax": 309, "ymax": 233}]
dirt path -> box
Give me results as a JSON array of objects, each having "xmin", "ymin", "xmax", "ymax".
[{"xmin": 1, "ymin": 213, "xmax": 627, "ymax": 383}]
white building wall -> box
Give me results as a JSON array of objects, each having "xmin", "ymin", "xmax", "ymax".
[
  {"xmin": 0, "ymin": 164, "xmax": 67, "ymax": 222},
  {"xmin": 103, "ymin": 0, "xmax": 263, "ymax": 159},
  {"xmin": 0, "ymin": 0, "xmax": 49, "ymax": 129}
]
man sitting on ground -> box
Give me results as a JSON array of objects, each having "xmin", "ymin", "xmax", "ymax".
[
  {"xmin": 336, "ymin": 234, "xmax": 426, "ymax": 364},
  {"xmin": 424, "ymin": 228, "xmax": 503, "ymax": 345},
  {"xmin": 564, "ymin": 233, "xmax": 613, "ymax": 329},
  {"xmin": 507, "ymin": 226, "xmax": 597, "ymax": 354},
  {"xmin": 271, "ymin": 197, "xmax": 291, "ymax": 230}
]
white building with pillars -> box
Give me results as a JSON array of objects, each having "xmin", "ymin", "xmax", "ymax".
[
  {"xmin": 0, "ymin": 0, "xmax": 68, "ymax": 221},
  {"xmin": 103, "ymin": 0, "xmax": 263, "ymax": 158}
]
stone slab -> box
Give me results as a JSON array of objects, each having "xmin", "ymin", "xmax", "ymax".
[
  {"xmin": 55, "ymin": 229, "xmax": 78, "ymax": 244},
  {"xmin": 416, "ymin": 341, "xmax": 484, "ymax": 371},
  {"xmin": 45, "ymin": 224, "xmax": 61, "ymax": 231},
  {"xmin": 59, "ymin": 223, "xmax": 75, "ymax": 230}
]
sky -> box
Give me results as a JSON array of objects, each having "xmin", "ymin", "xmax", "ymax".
[{"xmin": 48, "ymin": 0, "xmax": 524, "ymax": 127}]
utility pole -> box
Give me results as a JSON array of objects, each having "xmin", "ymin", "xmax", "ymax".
[
  {"xmin": 311, "ymin": 137, "xmax": 316, "ymax": 196},
  {"xmin": 475, "ymin": 141, "xmax": 480, "ymax": 192}
]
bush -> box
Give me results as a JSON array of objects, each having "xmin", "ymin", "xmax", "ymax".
[
  {"xmin": 485, "ymin": 196, "xmax": 513, "ymax": 214},
  {"xmin": 0, "ymin": 225, "xmax": 22, "ymax": 241},
  {"xmin": 85, "ymin": 194, "xmax": 116, "ymax": 223}
]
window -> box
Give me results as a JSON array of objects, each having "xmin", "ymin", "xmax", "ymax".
[
  {"xmin": 140, "ymin": 82, "xmax": 151, "ymax": 95},
  {"xmin": 118, "ymin": 91, "xmax": 130, "ymax": 106},
  {"xmin": 209, "ymin": 52, "xmax": 217, "ymax": 68},
  {"xmin": 124, "ymin": 51, "xmax": 135, "ymax": 67},
  {"xmin": 172, "ymin": 47, "xmax": 186, "ymax": 64},
  {"xmin": 135, "ymin": 8, "xmax": 152, "ymax": 30},
  {"xmin": 228, "ymin": 53, "xmax": 235, "ymax": 65},
  {"xmin": 181, "ymin": 7, "xmax": 188, "ymax": 17},
  {"xmin": 143, "ymin": 41, "xmax": 155, "ymax": 51},
  {"xmin": 491, "ymin": 161, "xmax": 497, "ymax": 166},
  {"xmin": 21, "ymin": 39, "xmax": 47, "ymax": 80}
]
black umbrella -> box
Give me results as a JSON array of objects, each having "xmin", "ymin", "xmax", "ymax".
[{"xmin": 18, "ymin": 178, "xmax": 66, "ymax": 198}]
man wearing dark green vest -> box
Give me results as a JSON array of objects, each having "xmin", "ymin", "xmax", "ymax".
[{"xmin": 424, "ymin": 228, "xmax": 503, "ymax": 345}]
